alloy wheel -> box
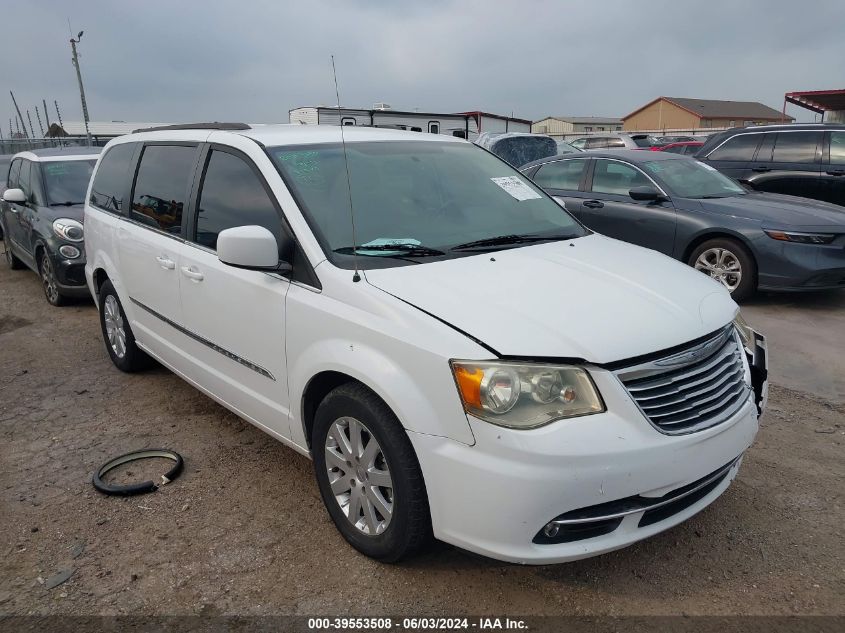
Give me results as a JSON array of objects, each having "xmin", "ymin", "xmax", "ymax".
[
  {"xmin": 40, "ymin": 254, "xmax": 60, "ymax": 304},
  {"xmin": 694, "ymin": 247, "xmax": 742, "ymax": 292},
  {"xmin": 324, "ymin": 416, "xmax": 394, "ymax": 536},
  {"xmin": 103, "ymin": 295, "xmax": 127, "ymax": 358}
]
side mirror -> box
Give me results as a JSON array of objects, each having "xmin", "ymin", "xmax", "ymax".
[
  {"xmin": 3, "ymin": 188, "xmax": 26, "ymax": 203},
  {"xmin": 217, "ymin": 225, "xmax": 291, "ymax": 273},
  {"xmin": 629, "ymin": 185, "xmax": 665, "ymax": 202}
]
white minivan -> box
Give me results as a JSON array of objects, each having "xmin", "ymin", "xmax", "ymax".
[{"xmin": 84, "ymin": 123, "xmax": 768, "ymax": 564}]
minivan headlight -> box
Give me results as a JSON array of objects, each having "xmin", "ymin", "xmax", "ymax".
[
  {"xmin": 450, "ymin": 361, "xmax": 605, "ymax": 429},
  {"xmin": 53, "ymin": 218, "xmax": 84, "ymax": 242},
  {"xmin": 733, "ymin": 313, "xmax": 753, "ymax": 348}
]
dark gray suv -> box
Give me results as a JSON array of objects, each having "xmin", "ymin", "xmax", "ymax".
[
  {"xmin": 696, "ymin": 124, "xmax": 845, "ymax": 207},
  {"xmin": 1, "ymin": 147, "xmax": 101, "ymax": 305}
]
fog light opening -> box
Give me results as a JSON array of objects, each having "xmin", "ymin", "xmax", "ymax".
[{"xmin": 543, "ymin": 522, "xmax": 560, "ymax": 538}]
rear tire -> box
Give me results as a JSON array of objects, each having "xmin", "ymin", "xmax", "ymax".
[
  {"xmin": 312, "ymin": 382, "xmax": 432, "ymax": 562},
  {"xmin": 688, "ymin": 238, "xmax": 756, "ymax": 301},
  {"xmin": 3, "ymin": 239, "xmax": 24, "ymax": 270},
  {"xmin": 98, "ymin": 279, "xmax": 153, "ymax": 372}
]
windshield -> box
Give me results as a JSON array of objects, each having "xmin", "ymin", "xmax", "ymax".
[
  {"xmin": 268, "ymin": 141, "xmax": 587, "ymax": 268},
  {"xmin": 642, "ymin": 158, "xmax": 746, "ymax": 198},
  {"xmin": 42, "ymin": 159, "xmax": 97, "ymax": 205}
]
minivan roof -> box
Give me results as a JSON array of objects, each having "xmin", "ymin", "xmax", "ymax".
[{"xmin": 110, "ymin": 123, "xmax": 468, "ymax": 148}]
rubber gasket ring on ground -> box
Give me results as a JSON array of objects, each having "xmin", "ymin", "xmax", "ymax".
[{"xmin": 92, "ymin": 449, "xmax": 184, "ymax": 496}]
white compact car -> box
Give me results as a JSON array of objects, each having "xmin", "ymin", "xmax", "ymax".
[{"xmin": 84, "ymin": 123, "xmax": 768, "ymax": 564}]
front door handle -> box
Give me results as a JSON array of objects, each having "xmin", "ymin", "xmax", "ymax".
[
  {"xmin": 583, "ymin": 200, "xmax": 604, "ymax": 209},
  {"xmin": 751, "ymin": 166, "xmax": 771, "ymax": 173},
  {"xmin": 181, "ymin": 266, "xmax": 204, "ymax": 282},
  {"xmin": 826, "ymin": 169, "xmax": 845, "ymax": 176},
  {"xmin": 155, "ymin": 255, "xmax": 176, "ymax": 270}
]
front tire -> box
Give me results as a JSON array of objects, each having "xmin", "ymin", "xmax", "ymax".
[
  {"xmin": 689, "ymin": 238, "xmax": 757, "ymax": 301},
  {"xmin": 312, "ymin": 382, "xmax": 431, "ymax": 562},
  {"xmin": 39, "ymin": 250, "xmax": 68, "ymax": 306},
  {"xmin": 98, "ymin": 279, "xmax": 153, "ymax": 372}
]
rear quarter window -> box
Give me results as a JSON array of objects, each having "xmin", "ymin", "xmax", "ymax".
[{"xmin": 90, "ymin": 143, "xmax": 137, "ymax": 213}]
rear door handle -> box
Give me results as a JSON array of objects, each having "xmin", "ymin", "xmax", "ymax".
[
  {"xmin": 826, "ymin": 169, "xmax": 845, "ymax": 176},
  {"xmin": 751, "ymin": 166, "xmax": 771, "ymax": 173},
  {"xmin": 181, "ymin": 266, "xmax": 204, "ymax": 282},
  {"xmin": 155, "ymin": 255, "xmax": 176, "ymax": 270},
  {"xmin": 583, "ymin": 200, "xmax": 604, "ymax": 209}
]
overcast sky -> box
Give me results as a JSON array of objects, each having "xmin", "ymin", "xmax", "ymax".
[{"xmin": 2, "ymin": 0, "xmax": 843, "ymax": 134}]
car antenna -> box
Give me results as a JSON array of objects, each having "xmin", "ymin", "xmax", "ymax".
[{"xmin": 331, "ymin": 55, "xmax": 361, "ymax": 283}]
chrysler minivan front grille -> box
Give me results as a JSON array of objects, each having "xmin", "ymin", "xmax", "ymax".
[{"xmin": 615, "ymin": 327, "xmax": 750, "ymax": 434}]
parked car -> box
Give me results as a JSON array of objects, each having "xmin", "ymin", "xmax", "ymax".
[
  {"xmin": 1, "ymin": 147, "xmax": 101, "ymax": 305},
  {"xmin": 0, "ymin": 154, "xmax": 12, "ymax": 241},
  {"xmin": 521, "ymin": 150, "xmax": 845, "ymax": 299},
  {"xmin": 475, "ymin": 132, "xmax": 558, "ymax": 167},
  {"xmin": 569, "ymin": 133, "xmax": 661, "ymax": 151},
  {"xmin": 657, "ymin": 135, "xmax": 698, "ymax": 144},
  {"xmin": 85, "ymin": 123, "xmax": 767, "ymax": 564},
  {"xmin": 697, "ymin": 124, "xmax": 845, "ymax": 207},
  {"xmin": 655, "ymin": 141, "xmax": 704, "ymax": 155}
]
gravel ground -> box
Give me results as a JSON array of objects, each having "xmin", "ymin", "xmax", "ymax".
[{"xmin": 0, "ymin": 255, "xmax": 843, "ymax": 617}]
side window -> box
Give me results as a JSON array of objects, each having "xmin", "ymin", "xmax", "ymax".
[
  {"xmin": 90, "ymin": 143, "xmax": 136, "ymax": 213},
  {"xmin": 7, "ymin": 159, "xmax": 21, "ymax": 189},
  {"xmin": 585, "ymin": 138, "xmax": 607, "ymax": 150},
  {"xmin": 131, "ymin": 145, "xmax": 197, "ymax": 234},
  {"xmin": 591, "ymin": 160, "xmax": 651, "ymax": 196},
  {"xmin": 569, "ymin": 138, "xmax": 586, "ymax": 149},
  {"xmin": 830, "ymin": 132, "xmax": 845, "ymax": 164},
  {"xmin": 194, "ymin": 150, "xmax": 288, "ymax": 258},
  {"xmin": 18, "ymin": 160, "xmax": 32, "ymax": 202},
  {"xmin": 771, "ymin": 132, "xmax": 821, "ymax": 163},
  {"xmin": 708, "ymin": 134, "xmax": 761, "ymax": 161},
  {"xmin": 606, "ymin": 138, "xmax": 626, "ymax": 148},
  {"xmin": 532, "ymin": 159, "xmax": 588, "ymax": 191},
  {"xmin": 754, "ymin": 133, "xmax": 775, "ymax": 162}
]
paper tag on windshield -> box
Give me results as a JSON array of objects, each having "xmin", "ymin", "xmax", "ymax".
[
  {"xmin": 491, "ymin": 176, "xmax": 541, "ymax": 201},
  {"xmin": 361, "ymin": 238, "xmax": 421, "ymax": 247}
]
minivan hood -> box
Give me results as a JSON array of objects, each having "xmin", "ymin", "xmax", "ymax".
[
  {"xmin": 698, "ymin": 192, "xmax": 845, "ymax": 230},
  {"xmin": 364, "ymin": 234, "xmax": 737, "ymax": 363}
]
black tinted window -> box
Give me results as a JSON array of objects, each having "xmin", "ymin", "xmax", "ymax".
[
  {"xmin": 591, "ymin": 160, "xmax": 651, "ymax": 196},
  {"xmin": 533, "ymin": 159, "xmax": 587, "ymax": 191},
  {"xmin": 131, "ymin": 145, "xmax": 197, "ymax": 234},
  {"xmin": 772, "ymin": 132, "xmax": 821, "ymax": 163},
  {"xmin": 831, "ymin": 132, "xmax": 845, "ymax": 164},
  {"xmin": 91, "ymin": 143, "xmax": 136, "ymax": 212},
  {"xmin": 7, "ymin": 159, "xmax": 21, "ymax": 189},
  {"xmin": 708, "ymin": 134, "xmax": 761, "ymax": 161},
  {"xmin": 194, "ymin": 150, "xmax": 286, "ymax": 257}
]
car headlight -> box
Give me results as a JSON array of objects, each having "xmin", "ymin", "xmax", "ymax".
[
  {"xmin": 764, "ymin": 229, "xmax": 835, "ymax": 245},
  {"xmin": 53, "ymin": 218, "xmax": 84, "ymax": 242},
  {"xmin": 450, "ymin": 360, "xmax": 605, "ymax": 429},
  {"xmin": 733, "ymin": 313, "xmax": 754, "ymax": 348}
]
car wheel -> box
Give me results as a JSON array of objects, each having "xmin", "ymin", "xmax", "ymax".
[
  {"xmin": 98, "ymin": 279, "xmax": 153, "ymax": 372},
  {"xmin": 689, "ymin": 238, "xmax": 757, "ymax": 301},
  {"xmin": 312, "ymin": 382, "xmax": 432, "ymax": 562},
  {"xmin": 39, "ymin": 250, "xmax": 67, "ymax": 306},
  {"xmin": 4, "ymin": 240, "xmax": 24, "ymax": 270}
]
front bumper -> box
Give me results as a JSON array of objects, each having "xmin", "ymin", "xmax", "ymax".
[
  {"xmin": 51, "ymin": 250, "xmax": 91, "ymax": 298},
  {"xmin": 757, "ymin": 239, "xmax": 845, "ymax": 291},
  {"xmin": 411, "ymin": 331, "xmax": 768, "ymax": 565}
]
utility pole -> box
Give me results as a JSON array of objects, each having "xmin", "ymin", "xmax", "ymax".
[
  {"xmin": 69, "ymin": 30, "xmax": 92, "ymax": 146},
  {"xmin": 10, "ymin": 90, "xmax": 28, "ymax": 138}
]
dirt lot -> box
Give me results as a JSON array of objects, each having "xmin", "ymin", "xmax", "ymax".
[{"xmin": 1, "ymin": 255, "xmax": 843, "ymax": 617}]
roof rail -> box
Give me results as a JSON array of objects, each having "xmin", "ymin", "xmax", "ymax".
[{"xmin": 132, "ymin": 122, "xmax": 251, "ymax": 133}]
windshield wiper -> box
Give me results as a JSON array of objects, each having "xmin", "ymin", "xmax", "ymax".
[
  {"xmin": 333, "ymin": 244, "xmax": 446, "ymax": 257},
  {"xmin": 50, "ymin": 201, "xmax": 84, "ymax": 206},
  {"xmin": 450, "ymin": 233, "xmax": 579, "ymax": 251}
]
